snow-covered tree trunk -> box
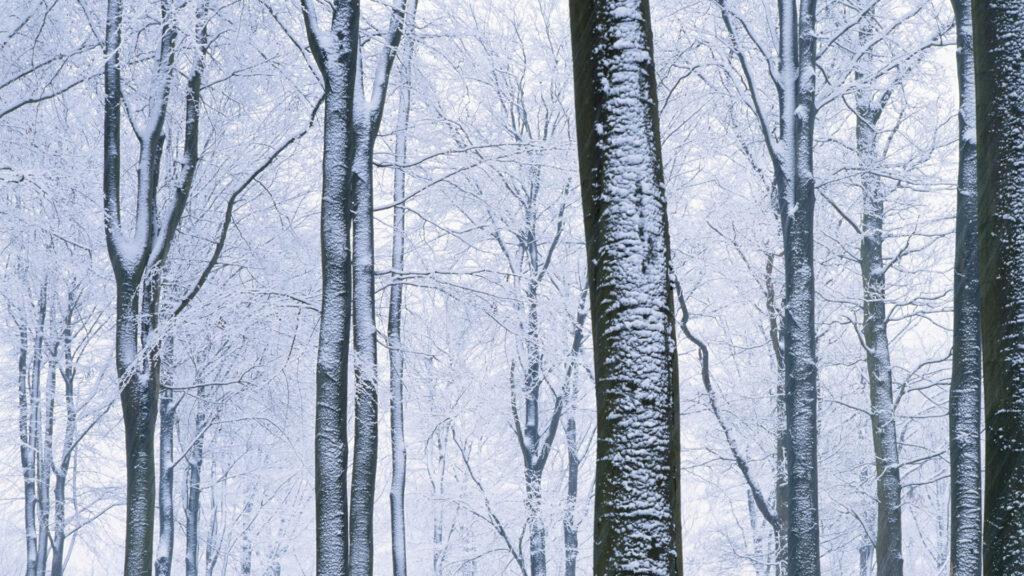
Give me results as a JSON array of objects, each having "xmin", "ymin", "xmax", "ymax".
[
  {"xmin": 349, "ymin": 92, "xmax": 379, "ymax": 576},
  {"xmin": 36, "ymin": 333, "xmax": 58, "ymax": 576},
  {"xmin": 17, "ymin": 318, "xmax": 37, "ymax": 576},
  {"xmin": 184, "ymin": 394, "xmax": 206, "ymax": 576},
  {"xmin": 568, "ymin": 0, "xmax": 683, "ymax": 573},
  {"xmin": 349, "ymin": 5, "xmax": 413, "ymax": 573},
  {"xmin": 766, "ymin": 256, "xmax": 789, "ymax": 576},
  {"xmin": 563, "ymin": 389, "xmax": 580, "ymax": 576},
  {"xmin": 949, "ymin": 1, "xmax": 981, "ymax": 574},
  {"xmin": 102, "ymin": 0, "xmax": 177, "ymax": 570},
  {"xmin": 302, "ymin": 0, "xmax": 360, "ymax": 571},
  {"xmin": 387, "ymin": 30, "xmax": 414, "ymax": 576},
  {"xmin": 856, "ymin": 77, "xmax": 903, "ymax": 576},
  {"xmin": 975, "ymin": 2, "xmax": 1024, "ymax": 575},
  {"xmin": 51, "ymin": 296, "xmax": 77, "ymax": 576},
  {"xmin": 155, "ymin": 336, "xmax": 176, "ymax": 576},
  {"xmin": 780, "ymin": 0, "xmax": 821, "ymax": 572},
  {"xmin": 240, "ymin": 498, "xmax": 253, "ymax": 576}
]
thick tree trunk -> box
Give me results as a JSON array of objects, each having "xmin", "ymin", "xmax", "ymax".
[
  {"xmin": 568, "ymin": 1, "xmax": 683, "ymax": 573},
  {"xmin": 387, "ymin": 43, "xmax": 412, "ymax": 576},
  {"xmin": 949, "ymin": 1, "xmax": 982, "ymax": 574},
  {"xmin": 857, "ymin": 97, "xmax": 903, "ymax": 576},
  {"xmin": 119, "ymin": 285, "xmax": 159, "ymax": 576},
  {"xmin": 975, "ymin": 2, "xmax": 1024, "ymax": 574}
]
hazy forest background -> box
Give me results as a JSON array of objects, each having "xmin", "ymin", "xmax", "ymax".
[{"xmin": 0, "ymin": 0, "xmax": 980, "ymax": 574}]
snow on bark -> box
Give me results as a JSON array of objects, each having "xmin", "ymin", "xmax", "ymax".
[
  {"xmin": 51, "ymin": 295, "xmax": 78, "ymax": 576},
  {"xmin": 856, "ymin": 69, "xmax": 903, "ymax": 576},
  {"xmin": 976, "ymin": 2, "xmax": 1024, "ymax": 575},
  {"xmin": 349, "ymin": 81, "xmax": 379, "ymax": 576},
  {"xmin": 303, "ymin": 0, "xmax": 360, "ymax": 572},
  {"xmin": 350, "ymin": 4, "xmax": 413, "ymax": 573},
  {"xmin": 388, "ymin": 28, "xmax": 414, "ymax": 576},
  {"xmin": 779, "ymin": 0, "xmax": 821, "ymax": 573},
  {"xmin": 949, "ymin": 1, "xmax": 982, "ymax": 574},
  {"xmin": 568, "ymin": 0, "xmax": 683, "ymax": 573},
  {"xmin": 17, "ymin": 315, "xmax": 37, "ymax": 576},
  {"xmin": 155, "ymin": 338, "xmax": 175, "ymax": 576},
  {"xmin": 184, "ymin": 392, "xmax": 206, "ymax": 576}
]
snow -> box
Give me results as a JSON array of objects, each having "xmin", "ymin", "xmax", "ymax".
[{"xmin": 584, "ymin": 0, "xmax": 680, "ymax": 573}]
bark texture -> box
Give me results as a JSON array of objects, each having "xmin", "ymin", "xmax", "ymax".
[
  {"xmin": 779, "ymin": 0, "xmax": 821, "ymax": 572},
  {"xmin": 568, "ymin": 0, "xmax": 683, "ymax": 573},
  {"xmin": 949, "ymin": 1, "xmax": 982, "ymax": 574},
  {"xmin": 975, "ymin": 2, "xmax": 1024, "ymax": 574},
  {"xmin": 302, "ymin": 0, "xmax": 361, "ymax": 571}
]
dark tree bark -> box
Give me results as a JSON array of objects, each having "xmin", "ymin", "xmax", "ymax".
[
  {"xmin": 301, "ymin": 0, "xmax": 360, "ymax": 572},
  {"xmin": 949, "ymin": 1, "xmax": 982, "ymax": 574},
  {"xmin": 184, "ymin": 393, "xmax": 207, "ymax": 576},
  {"xmin": 101, "ymin": 0, "xmax": 179, "ymax": 571},
  {"xmin": 779, "ymin": 0, "xmax": 821, "ymax": 572},
  {"xmin": 853, "ymin": 11, "xmax": 903, "ymax": 572},
  {"xmin": 568, "ymin": 0, "xmax": 683, "ymax": 573},
  {"xmin": 348, "ymin": 4, "xmax": 412, "ymax": 573},
  {"xmin": 17, "ymin": 313, "xmax": 37, "ymax": 576},
  {"xmin": 975, "ymin": 2, "xmax": 1024, "ymax": 575},
  {"xmin": 155, "ymin": 337, "xmax": 176, "ymax": 576},
  {"xmin": 857, "ymin": 98, "xmax": 903, "ymax": 576}
]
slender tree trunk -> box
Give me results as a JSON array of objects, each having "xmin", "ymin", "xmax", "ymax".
[
  {"xmin": 349, "ymin": 2, "xmax": 414, "ymax": 566},
  {"xmin": 780, "ymin": 0, "xmax": 821, "ymax": 572},
  {"xmin": 205, "ymin": 486, "xmax": 219, "ymax": 576},
  {"xmin": 568, "ymin": 1, "xmax": 683, "ymax": 573},
  {"xmin": 240, "ymin": 499, "xmax": 253, "ymax": 576},
  {"xmin": 36, "ymin": 338, "xmax": 58, "ymax": 576},
  {"xmin": 975, "ymin": 2, "xmax": 1024, "ymax": 574},
  {"xmin": 562, "ymin": 394, "xmax": 580, "ymax": 576},
  {"xmin": 303, "ymin": 1, "xmax": 361, "ymax": 571},
  {"xmin": 17, "ymin": 320, "xmax": 38, "ymax": 576},
  {"xmin": 430, "ymin": 421, "xmax": 449, "ymax": 576},
  {"xmin": 525, "ymin": 464, "xmax": 547, "ymax": 576},
  {"xmin": 949, "ymin": 1, "xmax": 982, "ymax": 574},
  {"xmin": 155, "ymin": 337, "xmax": 176, "ymax": 576},
  {"xmin": 350, "ymin": 97, "xmax": 379, "ymax": 576},
  {"xmin": 387, "ymin": 38, "xmax": 413, "ymax": 576},
  {"xmin": 51, "ymin": 298, "xmax": 77, "ymax": 576},
  {"xmin": 519, "ymin": 272, "xmax": 549, "ymax": 576},
  {"xmin": 857, "ymin": 101, "xmax": 903, "ymax": 576},
  {"xmin": 29, "ymin": 289, "xmax": 47, "ymax": 575},
  {"xmin": 185, "ymin": 394, "xmax": 206, "ymax": 576},
  {"xmin": 766, "ymin": 253, "xmax": 789, "ymax": 576}
]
